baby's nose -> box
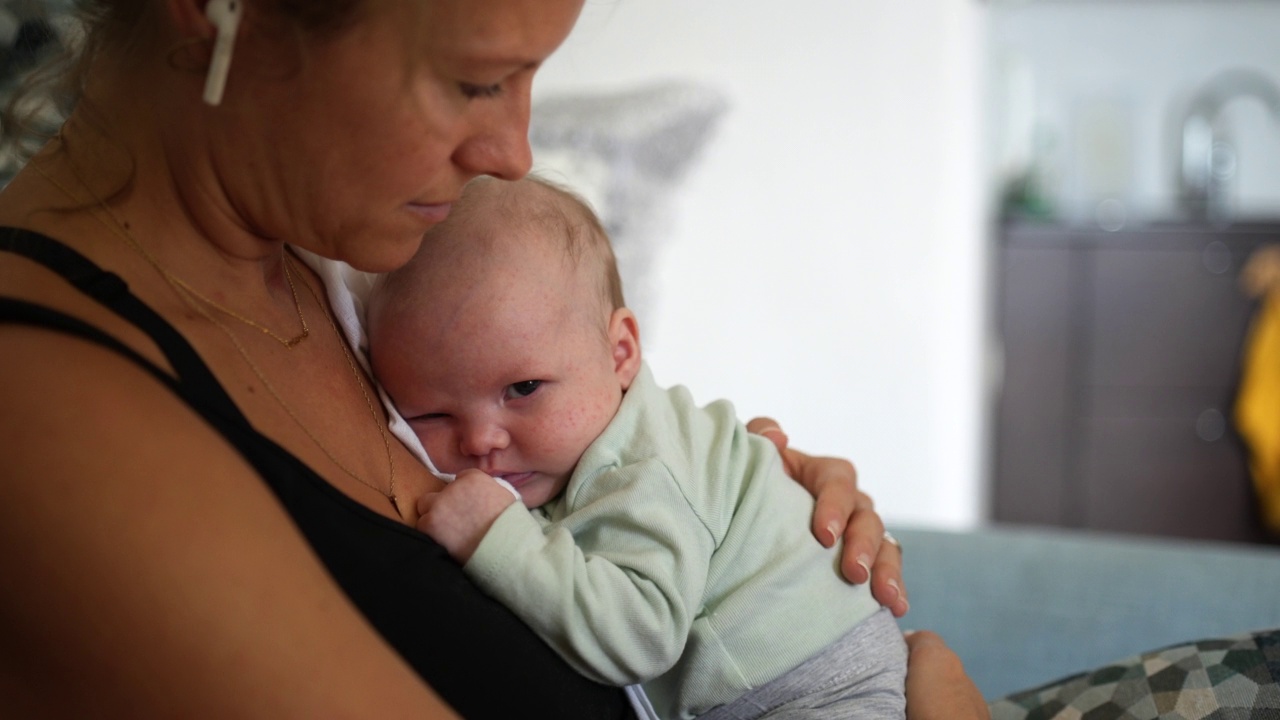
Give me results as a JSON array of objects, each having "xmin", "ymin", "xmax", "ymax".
[{"xmin": 459, "ymin": 420, "xmax": 510, "ymax": 458}]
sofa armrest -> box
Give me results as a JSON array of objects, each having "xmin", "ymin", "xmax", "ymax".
[{"xmin": 891, "ymin": 524, "xmax": 1280, "ymax": 699}]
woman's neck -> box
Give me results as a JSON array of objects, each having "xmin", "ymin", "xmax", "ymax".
[{"xmin": 12, "ymin": 111, "xmax": 298, "ymax": 323}]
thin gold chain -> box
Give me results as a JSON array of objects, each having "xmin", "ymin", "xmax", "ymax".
[
  {"xmin": 200, "ymin": 263, "xmax": 401, "ymax": 516},
  {"xmin": 293, "ymin": 263, "xmax": 401, "ymax": 513},
  {"xmin": 33, "ymin": 158, "xmax": 403, "ymax": 518},
  {"xmin": 168, "ymin": 256, "xmax": 309, "ymax": 347},
  {"xmin": 36, "ymin": 157, "xmax": 309, "ymax": 348}
]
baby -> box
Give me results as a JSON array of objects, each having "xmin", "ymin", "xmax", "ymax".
[{"xmin": 366, "ymin": 176, "xmax": 906, "ymax": 720}]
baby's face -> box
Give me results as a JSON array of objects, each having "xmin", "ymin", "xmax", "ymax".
[{"xmin": 371, "ymin": 231, "xmax": 630, "ymax": 508}]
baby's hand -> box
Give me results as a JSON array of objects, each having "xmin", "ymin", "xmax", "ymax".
[{"xmin": 417, "ymin": 469, "xmax": 519, "ymax": 563}]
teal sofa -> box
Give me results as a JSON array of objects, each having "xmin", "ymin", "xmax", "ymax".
[{"xmin": 891, "ymin": 525, "xmax": 1280, "ymax": 701}]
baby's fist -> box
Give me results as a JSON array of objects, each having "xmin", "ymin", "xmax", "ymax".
[{"xmin": 416, "ymin": 469, "xmax": 519, "ymax": 563}]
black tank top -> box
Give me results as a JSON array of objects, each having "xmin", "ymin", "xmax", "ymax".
[{"xmin": 0, "ymin": 228, "xmax": 631, "ymax": 719}]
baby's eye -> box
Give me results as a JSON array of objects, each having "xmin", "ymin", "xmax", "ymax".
[{"xmin": 506, "ymin": 380, "xmax": 542, "ymax": 399}]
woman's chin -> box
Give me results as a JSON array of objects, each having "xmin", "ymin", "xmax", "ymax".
[{"xmin": 331, "ymin": 232, "xmax": 428, "ymax": 274}]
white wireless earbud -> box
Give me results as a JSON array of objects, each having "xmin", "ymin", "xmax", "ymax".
[{"xmin": 202, "ymin": 0, "xmax": 242, "ymax": 106}]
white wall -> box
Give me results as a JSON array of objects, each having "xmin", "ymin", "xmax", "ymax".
[
  {"xmin": 990, "ymin": 1, "xmax": 1280, "ymax": 224},
  {"xmin": 535, "ymin": 0, "xmax": 989, "ymax": 529}
]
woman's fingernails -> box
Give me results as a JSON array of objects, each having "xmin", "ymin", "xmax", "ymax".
[
  {"xmin": 825, "ymin": 521, "xmax": 841, "ymax": 546},
  {"xmin": 887, "ymin": 578, "xmax": 902, "ymax": 602},
  {"xmin": 856, "ymin": 553, "xmax": 872, "ymax": 581}
]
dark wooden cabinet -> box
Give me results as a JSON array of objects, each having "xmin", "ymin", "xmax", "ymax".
[{"xmin": 992, "ymin": 222, "xmax": 1280, "ymax": 544}]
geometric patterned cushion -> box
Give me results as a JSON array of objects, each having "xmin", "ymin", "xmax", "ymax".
[{"xmin": 990, "ymin": 628, "xmax": 1280, "ymax": 720}]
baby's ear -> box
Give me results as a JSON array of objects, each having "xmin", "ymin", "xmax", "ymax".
[{"xmin": 608, "ymin": 308, "xmax": 642, "ymax": 390}]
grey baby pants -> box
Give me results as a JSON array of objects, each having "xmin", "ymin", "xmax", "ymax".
[{"xmin": 696, "ymin": 608, "xmax": 908, "ymax": 719}]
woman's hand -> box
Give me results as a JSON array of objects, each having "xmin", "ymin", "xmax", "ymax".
[
  {"xmin": 904, "ymin": 631, "xmax": 990, "ymax": 720},
  {"xmin": 747, "ymin": 417, "xmax": 908, "ymax": 617}
]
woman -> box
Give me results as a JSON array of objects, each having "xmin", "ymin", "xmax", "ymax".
[{"xmin": 0, "ymin": 1, "xmax": 983, "ymax": 717}]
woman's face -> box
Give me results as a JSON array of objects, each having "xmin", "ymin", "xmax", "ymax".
[{"xmin": 221, "ymin": 0, "xmax": 585, "ymax": 271}]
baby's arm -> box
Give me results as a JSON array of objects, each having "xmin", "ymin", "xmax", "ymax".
[
  {"xmin": 464, "ymin": 459, "xmax": 714, "ymax": 687},
  {"xmin": 416, "ymin": 469, "xmax": 519, "ymax": 562}
]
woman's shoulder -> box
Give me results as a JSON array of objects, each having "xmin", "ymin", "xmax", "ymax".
[
  {"xmin": 0, "ymin": 224, "xmax": 177, "ymax": 372},
  {"xmin": 0, "ymin": 328, "xmax": 464, "ymax": 717}
]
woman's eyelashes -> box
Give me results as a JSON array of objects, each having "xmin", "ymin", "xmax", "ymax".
[
  {"xmin": 458, "ymin": 81, "xmax": 503, "ymax": 99},
  {"xmin": 505, "ymin": 380, "xmax": 542, "ymax": 399}
]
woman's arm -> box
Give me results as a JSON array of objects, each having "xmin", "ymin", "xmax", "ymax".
[
  {"xmin": 746, "ymin": 417, "xmax": 908, "ymax": 616},
  {"xmin": 0, "ymin": 330, "xmax": 457, "ymax": 718}
]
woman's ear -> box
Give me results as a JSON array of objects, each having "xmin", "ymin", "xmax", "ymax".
[
  {"xmin": 167, "ymin": 0, "xmax": 218, "ymax": 38},
  {"xmin": 608, "ymin": 308, "xmax": 642, "ymax": 391},
  {"xmin": 167, "ymin": 0, "xmax": 248, "ymax": 104}
]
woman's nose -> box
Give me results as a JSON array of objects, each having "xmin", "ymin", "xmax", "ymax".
[
  {"xmin": 452, "ymin": 89, "xmax": 534, "ymax": 181},
  {"xmin": 453, "ymin": 127, "xmax": 532, "ymax": 181}
]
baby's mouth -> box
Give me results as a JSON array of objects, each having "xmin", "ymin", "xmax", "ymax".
[{"xmin": 493, "ymin": 471, "xmax": 536, "ymax": 488}]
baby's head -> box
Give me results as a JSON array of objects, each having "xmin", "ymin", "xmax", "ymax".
[{"xmin": 368, "ymin": 175, "xmax": 641, "ymax": 508}]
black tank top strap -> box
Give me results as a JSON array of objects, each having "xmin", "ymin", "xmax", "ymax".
[
  {"xmin": 0, "ymin": 296, "xmax": 184, "ymax": 392},
  {"xmin": 0, "ymin": 227, "xmax": 244, "ymax": 422}
]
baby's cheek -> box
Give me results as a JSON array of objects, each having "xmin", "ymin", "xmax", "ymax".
[
  {"xmin": 420, "ymin": 430, "xmax": 460, "ymax": 472},
  {"xmin": 546, "ymin": 401, "xmax": 614, "ymax": 465}
]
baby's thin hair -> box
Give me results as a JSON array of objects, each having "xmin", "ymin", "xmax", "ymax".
[
  {"xmin": 470, "ymin": 174, "xmax": 626, "ymax": 313},
  {"xmin": 369, "ymin": 174, "xmax": 631, "ymax": 351}
]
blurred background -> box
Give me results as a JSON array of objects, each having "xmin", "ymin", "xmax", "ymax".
[{"xmin": 533, "ymin": 0, "xmax": 1280, "ymax": 544}]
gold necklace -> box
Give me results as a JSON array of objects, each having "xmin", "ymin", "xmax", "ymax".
[
  {"xmin": 34, "ymin": 158, "xmax": 308, "ymax": 347},
  {"xmin": 169, "ymin": 255, "xmax": 309, "ymax": 348},
  {"xmin": 293, "ymin": 267, "xmax": 401, "ymax": 514},
  {"xmin": 34, "ymin": 159, "xmax": 403, "ymax": 518}
]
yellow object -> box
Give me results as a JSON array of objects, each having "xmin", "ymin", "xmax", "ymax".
[{"xmin": 1236, "ymin": 288, "xmax": 1280, "ymax": 535}]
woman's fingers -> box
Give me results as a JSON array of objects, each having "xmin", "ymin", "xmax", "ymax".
[
  {"xmin": 746, "ymin": 416, "xmax": 790, "ymax": 455},
  {"xmin": 810, "ymin": 463, "xmax": 909, "ymax": 613},
  {"xmin": 747, "ymin": 417, "xmax": 909, "ymax": 610},
  {"xmin": 835, "ymin": 488, "xmax": 881, "ymax": 583},
  {"xmin": 792, "ymin": 453, "xmax": 849, "ymax": 546},
  {"xmin": 786, "ymin": 449, "xmax": 859, "ymax": 548},
  {"xmin": 866, "ymin": 525, "xmax": 908, "ymax": 617}
]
